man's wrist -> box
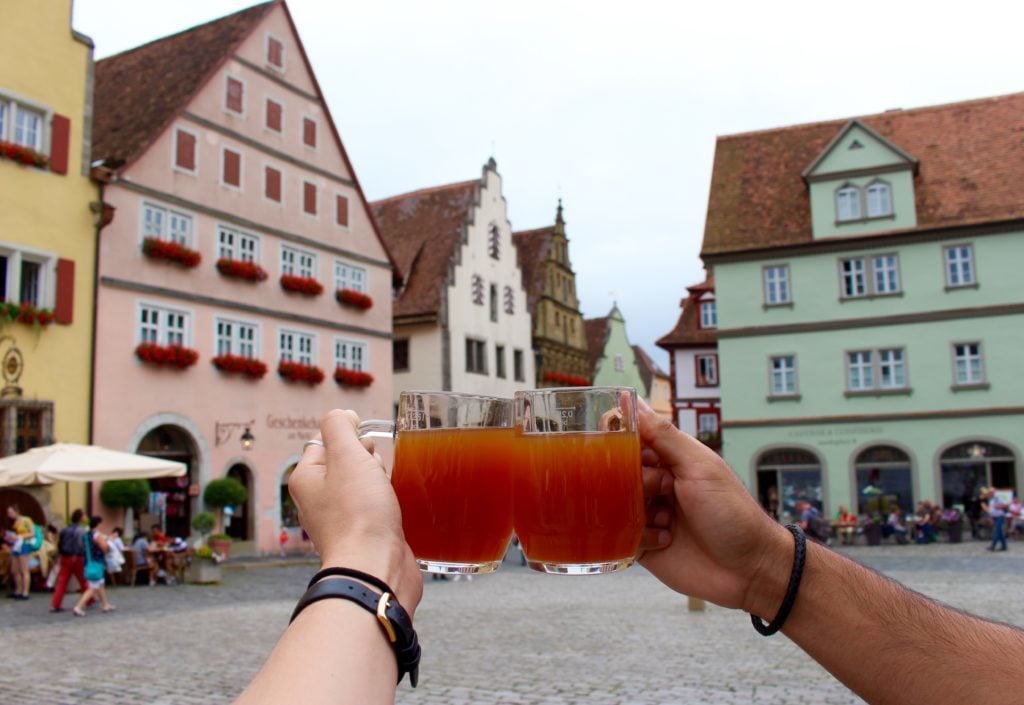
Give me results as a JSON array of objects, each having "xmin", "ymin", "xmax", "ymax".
[{"xmin": 741, "ymin": 524, "xmax": 795, "ymax": 620}]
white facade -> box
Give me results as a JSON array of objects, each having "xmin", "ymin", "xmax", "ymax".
[
  {"xmin": 448, "ymin": 168, "xmax": 534, "ymax": 397},
  {"xmin": 671, "ymin": 346, "xmax": 720, "ymax": 436}
]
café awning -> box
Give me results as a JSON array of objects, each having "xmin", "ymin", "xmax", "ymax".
[{"xmin": 0, "ymin": 443, "xmax": 186, "ymax": 486}]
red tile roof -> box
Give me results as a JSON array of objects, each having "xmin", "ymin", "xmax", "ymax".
[
  {"xmin": 93, "ymin": 2, "xmax": 273, "ymax": 166},
  {"xmin": 656, "ymin": 275, "xmax": 717, "ymax": 349},
  {"xmin": 370, "ymin": 180, "xmax": 479, "ymax": 320},
  {"xmin": 512, "ymin": 225, "xmax": 554, "ymax": 317},
  {"xmin": 583, "ymin": 317, "xmax": 609, "ymax": 377},
  {"xmin": 632, "ymin": 344, "xmax": 668, "ymax": 396},
  {"xmin": 702, "ymin": 92, "xmax": 1024, "ymax": 257}
]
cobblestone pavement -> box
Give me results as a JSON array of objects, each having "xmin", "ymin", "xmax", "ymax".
[{"xmin": 2, "ymin": 542, "xmax": 1023, "ymax": 704}]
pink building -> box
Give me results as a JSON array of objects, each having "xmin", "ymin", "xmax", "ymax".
[{"xmin": 90, "ymin": 1, "xmax": 396, "ymax": 554}]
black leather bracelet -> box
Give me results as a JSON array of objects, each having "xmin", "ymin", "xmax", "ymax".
[
  {"xmin": 290, "ymin": 577, "xmax": 421, "ymax": 687},
  {"xmin": 750, "ymin": 524, "xmax": 806, "ymax": 637},
  {"xmin": 307, "ymin": 566, "xmax": 393, "ymax": 594}
]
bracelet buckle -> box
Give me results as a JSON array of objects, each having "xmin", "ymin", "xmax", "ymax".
[{"xmin": 376, "ymin": 592, "xmax": 397, "ymax": 643}]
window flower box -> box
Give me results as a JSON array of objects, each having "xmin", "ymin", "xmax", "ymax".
[
  {"xmin": 278, "ymin": 360, "xmax": 324, "ymax": 385},
  {"xmin": 335, "ymin": 288, "xmax": 373, "ymax": 310},
  {"xmin": 280, "ymin": 274, "xmax": 323, "ymax": 296},
  {"xmin": 0, "ymin": 140, "xmax": 48, "ymax": 168},
  {"xmin": 543, "ymin": 371, "xmax": 591, "ymax": 387},
  {"xmin": 1, "ymin": 301, "xmax": 55, "ymax": 328},
  {"xmin": 212, "ymin": 354, "xmax": 268, "ymax": 379},
  {"xmin": 135, "ymin": 343, "xmax": 199, "ymax": 369},
  {"xmin": 334, "ymin": 367, "xmax": 374, "ymax": 387},
  {"xmin": 216, "ymin": 258, "xmax": 268, "ymax": 282},
  {"xmin": 142, "ymin": 237, "xmax": 201, "ymax": 268}
]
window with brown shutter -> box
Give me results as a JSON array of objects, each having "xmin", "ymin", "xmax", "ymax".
[
  {"xmin": 226, "ymin": 77, "xmax": 244, "ymax": 114},
  {"xmin": 223, "ymin": 148, "xmax": 241, "ymax": 187},
  {"xmin": 267, "ymin": 35, "xmax": 284, "ymax": 68},
  {"xmin": 303, "ymin": 182, "xmax": 317, "ymax": 215},
  {"xmin": 266, "ymin": 99, "xmax": 282, "ymax": 132},
  {"xmin": 302, "ymin": 117, "xmax": 317, "ymax": 148},
  {"xmin": 49, "ymin": 114, "xmax": 70, "ymax": 175},
  {"xmin": 265, "ymin": 166, "xmax": 281, "ymax": 202},
  {"xmin": 175, "ymin": 129, "xmax": 196, "ymax": 171},
  {"xmin": 336, "ymin": 195, "xmax": 349, "ymax": 227},
  {"xmin": 55, "ymin": 258, "xmax": 74, "ymax": 325}
]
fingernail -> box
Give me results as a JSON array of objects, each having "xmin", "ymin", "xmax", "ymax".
[{"xmin": 660, "ymin": 475, "xmax": 673, "ymax": 494}]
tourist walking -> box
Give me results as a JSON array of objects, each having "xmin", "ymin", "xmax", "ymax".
[
  {"xmin": 984, "ymin": 488, "xmax": 1009, "ymax": 552},
  {"xmin": 50, "ymin": 509, "xmax": 88, "ymax": 612},
  {"xmin": 72, "ymin": 516, "xmax": 115, "ymax": 616}
]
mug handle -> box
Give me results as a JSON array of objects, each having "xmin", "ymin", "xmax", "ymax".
[{"xmin": 357, "ymin": 419, "xmax": 395, "ymax": 440}]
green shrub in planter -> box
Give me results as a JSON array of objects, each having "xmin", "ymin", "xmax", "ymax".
[
  {"xmin": 203, "ymin": 477, "xmax": 248, "ymax": 508},
  {"xmin": 191, "ymin": 511, "xmax": 216, "ymax": 537},
  {"xmin": 100, "ymin": 479, "xmax": 151, "ymax": 510}
]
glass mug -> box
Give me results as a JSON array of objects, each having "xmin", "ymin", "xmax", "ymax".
[
  {"xmin": 359, "ymin": 391, "xmax": 515, "ymax": 575},
  {"xmin": 513, "ymin": 386, "xmax": 644, "ymax": 574}
]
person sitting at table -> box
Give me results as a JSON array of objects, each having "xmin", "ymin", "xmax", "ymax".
[
  {"xmin": 150, "ymin": 526, "xmax": 168, "ymax": 547},
  {"xmin": 132, "ymin": 531, "xmax": 158, "ymax": 586},
  {"xmin": 834, "ymin": 505, "xmax": 857, "ymax": 545},
  {"xmin": 885, "ymin": 506, "xmax": 909, "ymax": 544},
  {"xmin": 914, "ymin": 502, "xmax": 934, "ymax": 544}
]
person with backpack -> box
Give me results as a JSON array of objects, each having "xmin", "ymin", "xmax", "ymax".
[
  {"xmin": 795, "ymin": 499, "xmax": 829, "ymax": 544},
  {"xmin": 50, "ymin": 508, "xmax": 88, "ymax": 613},
  {"xmin": 71, "ymin": 516, "xmax": 115, "ymax": 617},
  {"xmin": 5, "ymin": 504, "xmax": 40, "ymax": 600}
]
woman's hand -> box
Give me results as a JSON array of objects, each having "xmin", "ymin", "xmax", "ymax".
[
  {"xmin": 288, "ymin": 409, "xmax": 422, "ymax": 614},
  {"xmin": 636, "ymin": 400, "xmax": 791, "ymax": 616}
]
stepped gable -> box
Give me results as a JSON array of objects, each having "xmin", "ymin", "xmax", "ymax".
[
  {"xmin": 703, "ymin": 92, "xmax": 1024, "ymax": 256},
  {"xmin": 93, "ymin": 2, "xmax": 273, "ymax": 165},
  {"xmin": 370, "ymin": 180, "xmax": 479, "ymax": 319},
  {"xmin": 657, "ymin": 275, "xmax": 716, "ymax": 348},
  {"xmin": 511, "ymin": 225, "xmax": 554, "ymax": 317}
]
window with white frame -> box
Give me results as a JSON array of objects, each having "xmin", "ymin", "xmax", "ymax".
[
  {"xmin": 841, "ymin": 254, "xmax": 900, "ymax": 298},
  {"xmin": 142, "ymin": 202, "xmax": 193, "ymax": 246},
  {"xmin": 696, "ymin": 354, "xmax": 718, "ymax": 387},
  {"xmin": 334, "ymin": 261, "xmax": 366, "ymax": 292},
  {"xmin": 0, "ymin": 94, "xmax": 46, "ymax": 151},
  {"xmin": 138, "ymin": 304, "xmax": 188, "ymax": 346},
  {"xmin": 699, "ymin": 300, "xmax": 717, "ymax": 329},
  {"xmin": 865, "ymin": 181, "xmax": 893, "ymax": 217},
  {"xmin": 215, "ymin": 318, "xmax": 257, "ymax": 358},
  {"xmin": 847, "ymin": 348, "xmax": 907, "ymax": 392},
  {"xmin": 466, "ymin": 338, "xmax": 487, "ymax": 374},
  {"xmin": 217, "ymin": 225, "xmax": 258, "ymax": 262},
  {"xmin": 281, "ymin": 246, "xmax": 315, "ymax": 278},
  {"xmin": 770, "ymin": 355, "xmax": 797, "ymax": 396},
  {"xmin": 614, "ymin": 354, "xmax": 625, "ymax": 373},
  {"xmin": 0, "ymin": 245, "xmax": 55, "ymax": 307},
  {"xmin": 836, "ymin": 185, "xmax": 862, "ymax": 221},
  {"xmin": 952, "ymin": 343, "xmax": 984, "ymax": 386},
  {"xmin": 944, "ymin": 244, "xmax": 976, "ymax": 287},
  {"xmin": 280, "ymin": 330, "xmax": 314, "ymax": 365},
  {"xmin": 335, "ymin": 338, "xmax": 367, "ymax": 371},
  {"xmin": 697, "ymin": 413, "xmax": 719, "ymax": 436},
  {"xmin": 763, "ymin": 265, "xmax": 791, "ymax": 305}
]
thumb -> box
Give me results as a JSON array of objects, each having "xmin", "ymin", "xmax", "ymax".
[
  {"xmin": 638, "ymin": 397, "xmax": 692, "ymax": 470},
  {"xmin": 319, "ymin": 409, "xmax": 368, "ymax": 468}
]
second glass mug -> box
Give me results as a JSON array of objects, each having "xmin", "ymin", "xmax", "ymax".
[{"xmin": 358, "ymin": 391, "xmax": 516, "ymax": 575}]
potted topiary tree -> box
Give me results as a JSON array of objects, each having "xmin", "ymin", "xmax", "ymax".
[
  {"xmin": 99, "ymin": 479, "xmax": 151, "ymax": 537},
  {"xmin": 203, "ymin": 477, "xmax": 248, "ymax": 559},
  {"xmin": 191, "ymin": 511, "xmax": 216, "ymax": 544}
]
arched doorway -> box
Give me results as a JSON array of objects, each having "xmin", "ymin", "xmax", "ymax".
[
  {"xmin": 1, "ymin": 489, "xmax": 45, "ymax": 529},
  {"xmin": 225, "ymin": 464, "xmax": 252, "ymax": 541},
  {"xmin": 941, "ymin": 441, "xmax": 1017, "ymax": 520},
  {"xmin": 280, "ymin": 464, "xmax": 299, "ymax": 530},
  {"xmin": 756, "ymin": 448, "xmax": 823, "ymax": 520},
  {"xmin": 854, "ymin": 445, "xmax": 914, "ymax": 516},
  {"xmin": 137, "ymin": 425, "xmax": 197, "ymax": 539}
]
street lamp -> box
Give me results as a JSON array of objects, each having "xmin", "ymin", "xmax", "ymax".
[
  {"xmin": 240, "ymin": 427, "xmax": 255, "ymax": 451},
  {"xmin": 215, "ymin": 420, "xmax": 256, "ymax": 450}
]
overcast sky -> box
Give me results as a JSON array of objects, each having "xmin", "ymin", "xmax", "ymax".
[{"xmin": 73, "ymin": 0, "xmax": 1024, "ymax": 368}]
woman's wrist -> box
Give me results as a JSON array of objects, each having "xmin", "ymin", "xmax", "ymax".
[{"xmin": 318, "ymin": 546, "xmax": 420, "ymax": 616}]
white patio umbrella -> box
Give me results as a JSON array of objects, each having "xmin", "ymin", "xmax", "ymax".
[{"xmin": 0, "ymin": 443, "xmax": 186, "ymax": 486}]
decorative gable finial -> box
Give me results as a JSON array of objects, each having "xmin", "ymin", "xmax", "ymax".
[{"xmin": 555, "ymin": 198, "xmax": 565, "ymax": 230}]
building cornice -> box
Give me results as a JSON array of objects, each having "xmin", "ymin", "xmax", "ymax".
[
  {"xmin": 702, "ymin": 217, "xmax": 1024, "ymax": 265},
  {"xmin": 113, "ymin": 179, "xmax": 392, "ymax": 270},
  {"xmin": 181, "ymin": 111, "xmax": 355, "ymax": 188},
  {"xmin": 231, "ymin": 55, "xmax": 319, "ymax": 102},
  {"xmin": 804, "ymin": 162, "xmax": 914, "ymax": 184},
  {"xmin": 723, "ymin": 405, "xmax": 1024, "ymax": 428},
  {"xmin": 101, "ymin": 276, "xmax": 392, "ymax": 340},
  {"xmin": 716, "ymin": 302, "xmax": 1024, "ymax": 339}
]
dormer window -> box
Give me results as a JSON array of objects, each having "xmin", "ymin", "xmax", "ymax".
[
  {"xmin": 699, "ymin": 300, "xmax": 717, "ymax": 329},
  {"xmin": 836, "ymin": 185, "xmax": 861, "ymax": 222},
  {"xmin": 865, "ymin": 180, "xmax": 893, "ymax": 218}
]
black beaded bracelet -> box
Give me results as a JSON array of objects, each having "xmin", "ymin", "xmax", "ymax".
[{"xmin": 750, "ymin": 524, "xmax": 806, "ymax": 637}]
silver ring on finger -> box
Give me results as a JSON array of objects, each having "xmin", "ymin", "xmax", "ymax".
[{"xmin": 302, "ymin": 439, "xmax": 325, "ymax": 453}]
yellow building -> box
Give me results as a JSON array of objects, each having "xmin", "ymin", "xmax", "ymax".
[{"xmin": 0, "ymin": 0, "xmax": 96, "ymax": 522}]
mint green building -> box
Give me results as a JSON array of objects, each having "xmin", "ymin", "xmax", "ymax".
[
  {"xmin": 702, "ymin": 94, "xmax": 1024, "ymax": 523},
  {"xmin": 584, "ymin": 304, "xmax": 646, "ymax": 394}
]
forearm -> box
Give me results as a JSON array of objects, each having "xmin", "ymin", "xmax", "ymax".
[
  {"xmin": 236, "ymin": 598, "xmax": 397, "ymax": 705},
  {"xmin": 755, "ymin": 541, "xmax": 1024, "ymax": 704}
]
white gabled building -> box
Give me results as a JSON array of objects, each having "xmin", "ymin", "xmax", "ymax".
[{"xmin": 371, "ymin": 159, "xmax": 534, "ymax": 401}]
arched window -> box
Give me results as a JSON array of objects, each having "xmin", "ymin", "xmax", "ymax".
[
  {"xmin": 854, "ymin": 445, "xmax": 912, "ymax": 516},
  {"xmin": 836, "ymin": 185, "xmax": 861, "ymax": 221},
  {"xmin": 940, "ymin": 441, "xmax": 1016, "ymax": 510},
  {"xmin": 756, "ymin": 448, "xmax": 823, "ymax": 520},
  {"xmin": 280, "ymin": 464, "xmax": 300, "ymax": 528},
  {"xmin": 865, "ymin": 180, "xmax": 893, "ymax": 218}
]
